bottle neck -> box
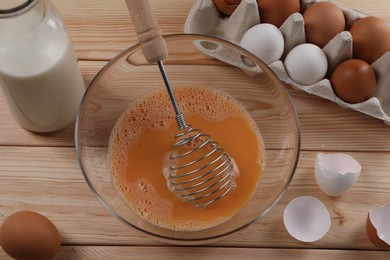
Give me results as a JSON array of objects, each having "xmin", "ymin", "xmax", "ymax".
[{"xmin": 0, "ymin": 0, "xmax": 46, "ymax": 35}]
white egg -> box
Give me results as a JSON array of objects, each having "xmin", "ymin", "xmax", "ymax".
[
  {"xmin": 283, "ymin": 196, "xmax": 331, "ymax": 242},
  {"xmin": 284, "ymin": 43, "xmax": 328, "ymax": 85},
  {"xmin": 240, "ymin": 23, "xmax": 284, "ymax": 65},
  {"xmin": 314, "ymin": 153, "xmax": 361, "ymax": 197}
]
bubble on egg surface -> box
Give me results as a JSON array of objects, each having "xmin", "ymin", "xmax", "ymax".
[
  {"xmin": 0, "ymin": 211, "xmax": 61, "ymax": 259},
  {"xmin": 284, "ymin": 43, "xmax": 328, "ymax": 85},
  {"xmin": 303, "ymin": 2, "xmax": 346, "ymax": 48},
  {"xmin": 314, "ymin": 153, "xmax": 361, "ymax": 197},
  {"xmin": 366, "ymin": 204, "xmax": 390, "ymax": 250},
  {"xmin": 283, "ymin": 196, "xmax": 331, "ymax": 242},
  {"xmin": 240, "ymin": 23, "xmax": 285, "ymax": 65}
]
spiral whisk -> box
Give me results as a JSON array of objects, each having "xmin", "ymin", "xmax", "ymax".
[
  {"xmin": 125, "ymin": 0, "xmax": 237, "ymax": 207},
  {"xmin": 165, "ymin": 125, "xmax": 237, "ymax": 208},
  {"xmin": 158, "ymin": 62, "xmax": 237, "ymax": 208}
]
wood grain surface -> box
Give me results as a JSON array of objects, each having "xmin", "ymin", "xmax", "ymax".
[{"xmin": 0, "ymin": 0, "xmax": 390, "ymax": 259}]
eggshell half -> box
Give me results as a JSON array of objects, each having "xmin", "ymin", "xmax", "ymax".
[
  {"xmin": 366, "ymin": 204, "xmax": 390, "ymax": 250},
  {"xmin": 283, "ymin": 196, "xmax": 331, "ymax": 242},
  {"xmin": 314, "ymin": 153, "xmax": 361, "ymax": 196}
]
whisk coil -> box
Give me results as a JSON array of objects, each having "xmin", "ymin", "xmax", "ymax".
[{"xmin": 167, "ymin": 125, "xmax": 237, "ymax": 208}]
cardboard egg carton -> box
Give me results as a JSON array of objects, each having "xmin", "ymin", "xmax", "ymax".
[{"xmin": 184, "ymin": 0, "xmax": 390, "ymax": 125}]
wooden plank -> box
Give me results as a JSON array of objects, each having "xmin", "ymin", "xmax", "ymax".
[
  {"xmin": 286, "ymin": 86, "xmax": 390, "ymax": 152},
  {"xmin": 0, "ymin": 146, "xmax": 151, "ymax": 246},
  {"xmin": 47, "ymin": 0, "xmax": 390, "ymax": 61},
  {"xmin": 337, "ymin": 0, "xmax": 390, "ymax": 19},
  {"xmin": 0, "ymin": 147, "xmax": 389, "ymax": 249},
  {"xmin": 1, "ymin": 1, "xmax": 390, "ymax": 149},
  {"xmin": 51, "ymin": 246, "xmax": 390, "ymax": 259},
  {"xmin": 1, "ymin": 62, "xmax": 390, "ymax": 149},
  {"xmin": 2, "ymin": 246, "xmax": 390, "ymax": 259},
  {"xmin": 51, "ymin": 0, "xmax": 194, "ymax": 61},
  {"xmin": 0, "ymin": 1, "xmax": 389, "ymax": 258}
]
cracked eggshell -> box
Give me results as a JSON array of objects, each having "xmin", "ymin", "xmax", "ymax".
[
  {"xmin": 283, "ymin": 196, "xmax": 331, "ymax": 242},
  {"xmin": 314, "ymin": 153, "xmax": 361, "ymax": 197},
  {"xmin": 366, "ymin": 204, "xmax": 390, "ymax": 250}
]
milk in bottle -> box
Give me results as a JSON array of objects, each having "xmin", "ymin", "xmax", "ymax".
[{"xmin": 0, "ymin": 0, "xmax": 85, "ymax": 132}]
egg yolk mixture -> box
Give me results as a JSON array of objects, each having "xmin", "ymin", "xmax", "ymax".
[{"xmin": 108, "ymin": 86, "xmax": 264, "ymax": 231}]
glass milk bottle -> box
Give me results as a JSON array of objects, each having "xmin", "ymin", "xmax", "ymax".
[{"xmin": 0, "ymin": 0, "xmax": 85, "ymax": 132}]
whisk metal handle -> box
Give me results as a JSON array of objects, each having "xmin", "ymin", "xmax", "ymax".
[
  {"xmin": 157, "ymin": 61, "xmax": 187, "ymax": 130},
  {"xmin": 124, "ymin": 0, "xmax": 168, "ymax": 63}
]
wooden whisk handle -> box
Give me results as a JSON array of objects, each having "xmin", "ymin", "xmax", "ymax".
[{"xmin": 124, "ymin": 0, "xmax": 168, "ymax": 63}]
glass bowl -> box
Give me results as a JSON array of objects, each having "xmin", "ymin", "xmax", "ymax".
[{"xmin": 75, "ymin": 34, "xmax": 300, "ymax": 245}]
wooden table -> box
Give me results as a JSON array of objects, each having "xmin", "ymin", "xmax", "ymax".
[{"xmin": 1, "ymin": 0, "xmax": 390, "ymax": 259}]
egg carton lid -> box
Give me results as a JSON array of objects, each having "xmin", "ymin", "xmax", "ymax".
[{"xmin": 184, "ymin": 0, "xmax": 390, "ymax": 125}]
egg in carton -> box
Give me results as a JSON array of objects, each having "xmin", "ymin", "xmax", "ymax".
[{"xmin": 184, "ymin": 0, "xmax": 390, "ymax": 125}]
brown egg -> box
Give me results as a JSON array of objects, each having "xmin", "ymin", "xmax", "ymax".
[
  {"xmin": 0, "ymin": 211, "xmax": 61, "ymax": 259},
  {"xmin": 212, "ymin": 0, "xmax": 240, "ymax": 16},
  {"xmin": 350, "ymin": 16, "xmax": 390, "ymax": 64},
  {"xmin": 303, "ymin": 2, "xmax": 346, "ymax": 48},
  {"xmin": 366, "ymin": 214, "xmax": 390, "ymax": 250},
  {"xmin": 331, "ymin": 59, "xmax": 376, "ymax": 104},
  {"xmin": 257, "ymin": 0, "xmax": 300, "ymax": 28}
]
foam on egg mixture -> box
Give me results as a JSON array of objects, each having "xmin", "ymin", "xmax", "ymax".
[{"xmin": 108, "ymin": 86, "xmax": 264, "ymax": 231}]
